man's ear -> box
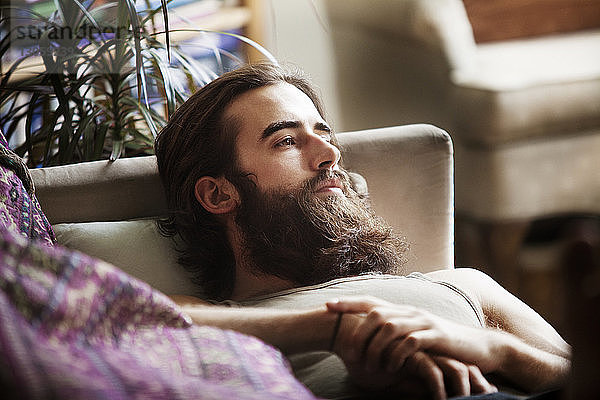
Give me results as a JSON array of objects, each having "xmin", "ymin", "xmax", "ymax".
[{"xmin": 194, "ymin": 176, "xmax": 239, "ymax": 215}]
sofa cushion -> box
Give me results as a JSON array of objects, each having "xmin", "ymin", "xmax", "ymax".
[
  {"xmin": 0, "ymin": 130, "xmax": 55, "ymax": 246},
  {"xmin": 54, "ymin": 219, "xmax": 200, "ymax": 296}
]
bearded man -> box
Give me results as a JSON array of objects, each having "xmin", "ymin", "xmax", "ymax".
[{"xmin": 154, "ymin": 63, "xmax": 570, "ymax": 400}]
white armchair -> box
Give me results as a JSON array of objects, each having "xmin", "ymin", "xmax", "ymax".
[{"xmin": 324, "ymin": 0, "xmax": 600, "ymax": 292}]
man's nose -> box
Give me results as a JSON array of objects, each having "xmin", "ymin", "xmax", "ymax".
[{"xmin": 310, "ymin": 134, "xmax": 341, "ymax": 171}]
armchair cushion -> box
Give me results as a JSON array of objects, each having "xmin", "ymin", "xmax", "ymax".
[
  {"xmin": 326, "ymin": 0, "xmax": 477, "ymax": 71},
  {"xmin": 451, "ymin": 30, "xmax": 600, "ymax": 146}
]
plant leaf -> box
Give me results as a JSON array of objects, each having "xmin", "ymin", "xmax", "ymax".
[
  {"xmin": 52, "ymin": 0, "xmax": 67, "ymax": 26},
  {"xmin": 123, "ymin": 0, "xmax": 150, "ymax": 107},
  {"xmin": 94, "ymin": 124, "xmax": 109, "ymax": 159},
  {"xmin": 24, "ymin": 92, "xmax": 41, "ymax": 165},
  {"xmin": 152, "ymin": 28, "xmax": 278, "ymax": 65},
  {"xmin": 146, "ymin": 48, "xmax": 176, "ymax": 120},
  {"xmin": 160, "ymin": 0, "xmax": 171, "ymax": 63},
  {"xmin": 110, "ymin": 138, "xmax": 123, "ymax": 161},
  {"xmin": 121, "ymin": 96, "xmax": 159, "ymax": 139}
]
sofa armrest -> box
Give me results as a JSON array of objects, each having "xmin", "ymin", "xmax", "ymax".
[
  {"xmin": 30, "ymin": 155, "xmax": 167, "ymax": 224},
  {"xmin": 338, "ymin": 124, "xmax": 454, "ymax": 272}
]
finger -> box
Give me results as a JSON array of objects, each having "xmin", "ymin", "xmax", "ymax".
[
  {"xmin": 387, "ymin": 336, "xmax": 418, "ymax": 373},
  {"xmin": 386, "ymin": 330, "xmax": 440, "ymax": 373},
  {"xmin": 467, "ymin": 365, "xmax": 498, "ymax": 395},
  {"xmin": 405, "ymin": 352, "xmax": 446, "ymax": 400},
  {"xmin": 334, "ymin": 313, "xmax": 362, "ymax": 362},
  {"xmin": 432, "ymin": 356, "xmax": 470, "ymax": 397},
  {"xmin": 326, "ymin": 296, "xmax": 383, "ymax": 313},
  {"xmin": 352, "ymin": 310, "xmax": 387, "ymax": 362},
  {"xmin": 366, "ymin": 317, "xmax": 432, "ymax": 373},
  {"xmin": 353, "ymin": 309, "xmax": 424, "ymax": 362},
  {"xmin": 364, "ymin": 321, "xmax": 402, "ymax": 372}
]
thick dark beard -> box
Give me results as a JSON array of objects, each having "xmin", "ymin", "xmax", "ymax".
[{"xmin": 232, "ymin": 169, "xmax": 409, "ymax": 288}]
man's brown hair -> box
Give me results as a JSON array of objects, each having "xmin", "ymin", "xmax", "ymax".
[{"xmin": 154, "ymin": 62, "xmax": 329, "ymax": 299}]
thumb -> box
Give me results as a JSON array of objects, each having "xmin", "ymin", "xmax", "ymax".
[{"xmin": 326, "ymin": 297, "xmax": 378, "ymax": 313}]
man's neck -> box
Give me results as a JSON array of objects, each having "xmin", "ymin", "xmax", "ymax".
[
  {"xmin": 230, "ymin": 267, "xmax": 295, "ymax": 301},
  {"xmin": 226, "ymin": 219, "xmax": 295, "ymax": 301}
]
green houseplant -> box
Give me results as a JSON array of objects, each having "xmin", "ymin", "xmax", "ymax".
[{"xmin": 0, "ymin": 0, "xmax": 274, "ymax": 167}]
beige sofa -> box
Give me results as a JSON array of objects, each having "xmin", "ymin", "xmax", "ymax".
[{"xmin": 29, "ymin": 124, "xmax": 454, "ymax": 296}]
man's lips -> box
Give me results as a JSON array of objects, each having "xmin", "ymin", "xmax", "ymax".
[{"xmin": 315, "ymin": 177, "xmax": 344, "ymax": 194}]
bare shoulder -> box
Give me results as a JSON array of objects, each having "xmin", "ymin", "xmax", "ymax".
[
  {"xmin": 424, "ymin": 268, "xmax": 502, "ymax": 303},
  {"xmin": 424, "ymin": 268, "xmax": 518, "ymax": 328},
  {"xmin": 425, "ymin": 267, "xmax": 492, "ymax": 281},
  {"xmin": 425, "ymin": 269, "xmax": 570, "ymax": 356}
]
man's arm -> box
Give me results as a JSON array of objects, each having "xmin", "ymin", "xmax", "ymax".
[
  {"xmin": 171, "ymin": 295, "xmax": 337, "ymax": 354},
  {"xmin": 327, "ymin": 268, "xmax": 571, "ymax": 393},
  {"xmin": 172, "ymin": 295, "xmax": 497, "ymax": 398}
]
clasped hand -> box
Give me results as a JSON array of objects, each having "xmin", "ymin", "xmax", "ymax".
[{"xmin": 327, "ymin": 296, "xmax": 500, "ymax": 399}]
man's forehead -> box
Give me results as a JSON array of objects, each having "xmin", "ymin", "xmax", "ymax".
[{"xmin": 224, "ymin": 82, "xmax": 322, "ymax": 126}]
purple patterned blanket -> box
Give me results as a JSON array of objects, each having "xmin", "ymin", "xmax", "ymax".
[
  {"xmin": 0, "ymin": 227, "xmax": 317, "ymax": 399},
  {"xmin": 0, "ymin": 129, "xmax": 316, "ymax": 399}
]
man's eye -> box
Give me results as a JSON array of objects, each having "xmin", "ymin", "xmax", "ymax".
[{"xmin": 276, "ymin": 137, "xmax": 296, "ymax": 147}]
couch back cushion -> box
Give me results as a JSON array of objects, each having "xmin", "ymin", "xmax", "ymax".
[{"xmin": 54, "ymin": 219, "xmax": 200, "ymax": 296}]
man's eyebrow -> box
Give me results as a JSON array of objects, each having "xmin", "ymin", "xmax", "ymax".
[
  {"xmin": 315, "ymin": 122, "xmax": 331, "ymax": 133},
  {"xmin": 260, "ymin": 120, "xmax": 300, "ymax": 141},
  {"xmin": 260, "ymin": 120, "xmax": 332, "ymax": 141}
]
